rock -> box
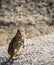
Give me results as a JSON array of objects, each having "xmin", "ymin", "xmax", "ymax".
[{"xmin": 0, "ymin": 34, "xmax": 54, "ymax": 65}]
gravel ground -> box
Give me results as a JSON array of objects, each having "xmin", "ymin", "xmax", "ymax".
[{"xmin": 0, "ymin": 34, "xmax": 54, "ymax": 65}]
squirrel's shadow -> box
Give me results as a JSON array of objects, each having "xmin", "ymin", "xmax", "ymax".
[{"xmin": 1, "ymin": 57, "xmax": 14, "ymax": 65}]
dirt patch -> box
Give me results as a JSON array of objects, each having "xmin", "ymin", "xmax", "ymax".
[{"xmin": 0, "ymin": 0, "xmax": 54, "ymax": 46}]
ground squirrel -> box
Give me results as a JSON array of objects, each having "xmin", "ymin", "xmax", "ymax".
[{"xmin": 8, "ymin": 27, "xmax": 26, "ymax": 60}]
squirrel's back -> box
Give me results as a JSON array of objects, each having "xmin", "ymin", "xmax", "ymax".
[{"xmin": 8, "ymin": 27, "xmax": 26, "ymax": 59}]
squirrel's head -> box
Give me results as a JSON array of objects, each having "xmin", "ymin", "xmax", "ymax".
[{"xmin": 16, "ymin": 27, "xmax": 26, "ymax": 40}]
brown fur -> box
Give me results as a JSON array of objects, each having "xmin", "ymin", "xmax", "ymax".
[{"xmin": 8, "ymin": 28, "xmax": 26, "ymax": 59}]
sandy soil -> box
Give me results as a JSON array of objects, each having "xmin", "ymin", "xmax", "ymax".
[{"xmin": 0, "ymin": 0, "xmax": 54, "ymax": 46}]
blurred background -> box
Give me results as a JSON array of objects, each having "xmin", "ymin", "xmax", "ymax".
[{"xmin": 0, "ymin": 0, "xmax": 54, "ymax": 46}]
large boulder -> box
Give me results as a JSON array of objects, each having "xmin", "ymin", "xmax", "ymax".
[{"xmin": 0, "ymin": 34, "xmax": 54, "ymax": 65}]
